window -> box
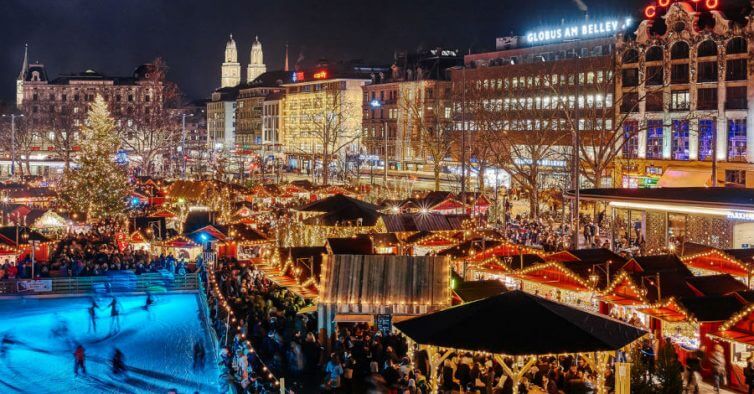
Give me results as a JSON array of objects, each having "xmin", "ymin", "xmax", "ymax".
[
  {"xmin": 646, "ymin": 91, "xmax": 663, "ymax": 112},
  {"xmin": 726, "ymin": 37, "xmax": 747, "ymax": 54},
  {"xmin": 671, "ymin": 90, "xmax": 690, "ymax": 110},
  {"xmin": 623, "ymin": 121, "xmax": 639, "ymax": 158},
  {"xmin": 620, "ymin": 92, "xmax": 639, "ymax": 113},
  {"xmin": 622, "ymin": 49, "xmax": 639, "ymax": 63},
  {"xmin": 697, "ymin": 40, "xmax": 718, "ymax": 57},
  {"xmin": 670, "ymin": 41, "xmax": 690, "ymax": 59},
  {"xmin": 647, "ymin": 120, "xmax": 664, "ymax": 159},
  {"xmin": 622, "ymin": 68, "xmax": 638, "ymax": 87},
  {"xmin": 646, "ymin": 46, "xmax": 664, "ymax": 61},
  {"xmin": 697, "ymin": 88, "xmax": 718, "ymax": 110},
  {"xmin": 697, "ymin": 61, "xmax": 718, "ymax": 82},
  {"xmin": 698, "ymin": 119, "xmax": 714, "ymax": 160},
  {"xmin": 726, "ymin": 59, "xmax": 747, "ymax": 81},
  {"xmin": 646, "ymin": 66, "xmax": 663, "ymax": 85},
  {"xmin": 726, "ymin": 86, "xmax": 747, "ymax": 110},
  {"xmin": 725, "ymin": 170, "xmax": 747, "ymax": 186},
  {"xmin": 728, "ymin": 119, "xmax": 747, "ymax": 161},
  {"xmin": 671, "ymin": 64, "xmax": 689, "ymax": 84},
  {"xmin": 671, "ymin": 120, "xmax": 690, "ymax": 160}
]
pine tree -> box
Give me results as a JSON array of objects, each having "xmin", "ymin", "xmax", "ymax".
[{"xmin": 60, "ymin": 94, "xmax": 130, "ymax": 219}]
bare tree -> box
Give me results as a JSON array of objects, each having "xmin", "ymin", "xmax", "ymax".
[
  {"xmin": 43, "ymin": 109, "xmax": 78, "ymax": 172},
  {"xmin": 398, "ymin": 81, "xmax": 453, "ymax": 191},
  {"xmin": 459, "ymin": 65, "xmax": 569, "ymax": 218},
  {"xmin": 117, "ymin": 58, "xmax": 182, "ymax": 177},
  {"xmin": 302, "ymin": 84, "xmax": 360, "ymax": 186}
]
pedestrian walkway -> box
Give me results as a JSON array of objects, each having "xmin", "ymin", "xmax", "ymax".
[{"xmin": 251, "ymin": 259, "xmax": 318, "ymax": 300}]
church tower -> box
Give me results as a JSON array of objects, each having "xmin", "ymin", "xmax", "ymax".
[
  {"xmin": 221, "ymin": 34, "xmax": 241, "ymax": 88},
  {"xmin": 16, "ymin": 43, "xmax": 28, "ymax": 108},
  {"xmin": 246, "ymin": 36, "xmax": 267, "ymax": 83}
]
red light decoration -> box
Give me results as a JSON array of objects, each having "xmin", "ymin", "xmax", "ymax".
[
  {"xmin": 313, "ymin": 70, "xmax": 328, "ymax": 79},
  {"xmin": 645, "ymin": 5, "xmax": 657, "ymax": 18},
  {"xmin": 658, "ymin": 0, "xmax": 671, "ymax": 7},
  {"xmin": 706, "ymin": 0, "xmax": 718, "ymax": 8}
]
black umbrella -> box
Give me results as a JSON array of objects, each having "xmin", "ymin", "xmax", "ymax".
[{"xmin": 394, "ymin": 290, "xmax": 646, "ymax": 355}]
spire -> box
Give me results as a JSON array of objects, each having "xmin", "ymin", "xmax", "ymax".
[
  {"xmin": 18, "ymin": 43, "xmax": 28, "ymax": 81},
  {"xmin": 284, "ymin": 43, "xmax": 289, "ymax": 72}
]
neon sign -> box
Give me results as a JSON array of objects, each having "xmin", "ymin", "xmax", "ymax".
[
  {"xmin": 313, "ymin": 70, "xmax": 328, "ymax": 79},
  {"xmin": 525, "ymin": 18, "xmax": 627, "ymax": 44},
  {"xmin": 644, "ymin": 0, "xmax": 718, "ymax": 20}
]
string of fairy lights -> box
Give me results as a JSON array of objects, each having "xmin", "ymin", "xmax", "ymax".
[{"xmin": 205, "ymin": 263, "xmax": 280, "ymax": 389}]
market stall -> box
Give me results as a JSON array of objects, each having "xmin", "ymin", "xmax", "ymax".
[{"xmin": 395, "ymin": 290, "xmax": 647, "ymax": 393}]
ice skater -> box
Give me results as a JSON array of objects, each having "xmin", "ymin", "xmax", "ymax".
[
  {"xmin": 0, "ymin": 332, "xmax": 15, "ymax": 361},
  {"xmin": 88, "ymin": 300, "xmax": 98, "ymax": 333},
  {"xmin": 193, "ymin": 340, "xmax": 205, "ymax": 370},
  {"xmin": 73, "ymin": 344, "xmax": 86, "ymax": 376},
  {"xmin": 111, "ymin": 348, "xmax": 127, "ymax": 377},
  {"xmin": 143, "ymin": 292, "xmax": 155, "ymax": 319},
  {"xmin": 109, "ymin": 297, "xmax": 120, "ymax": 334}
]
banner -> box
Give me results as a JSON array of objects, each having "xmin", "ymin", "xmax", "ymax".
[{"xmin": 17, "ymin": 279, "xmax": 53, "ymax": 293}]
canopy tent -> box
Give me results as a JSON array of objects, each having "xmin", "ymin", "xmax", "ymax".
[
  {"xmin": 396, "ymin": 290, "xmax": 646, "ymax": 355},
  {"xmin": 395, "ymin": 290, "xmax": 646, "ymax": 393}
]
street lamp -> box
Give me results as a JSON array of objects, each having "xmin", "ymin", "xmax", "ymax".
[
  {"xmin": 2, "ymin": 113, "xmax": 24, "ymax": 178},
  {"xmin": 369, "ymin": 99, "xmax": 389, "ymax": 186}
]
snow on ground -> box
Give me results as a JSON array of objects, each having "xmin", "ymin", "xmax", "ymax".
[{"xmin": 0, "ymin": 293, "xmax": 222, "ymax": 394}]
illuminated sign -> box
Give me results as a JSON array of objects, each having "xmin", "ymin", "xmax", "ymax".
[
  {"xmin": 644, "ymin": 0, "xmax": 718, "ymax": 20},
  {"xmin": 727, "ymin": 211, "xmax": 754, "ymax": 221},
  {"xmin": 291, "ymin": 70, "xmax": 328, "ymax": 82},
  {"xmin": 292, "ymin": 71, "xmax": 304, "ymax": 82},
  {"xmin": 313, "ymin": 70, "xmax": 328, "ymax": 79},
  {"xmin": 525, "ymin": 18, "xmax": 629, "ymax": 44}
]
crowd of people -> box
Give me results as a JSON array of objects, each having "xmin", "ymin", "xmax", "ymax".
[
  {"xmin": 0, "ymin": 227, "xmax": 197, "ymax": 280},
  {"xmin": 503, "ymin": 215, "xmax": 573, "ymax": 253}
]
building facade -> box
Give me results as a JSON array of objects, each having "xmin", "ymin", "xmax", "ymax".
[
  {"xmin": 12, "ymin": 46, "xmax": 164, "ymax": 176},
  {"xmin": 247, "ymin": 37, "xmax": 267, "ymax": 83},
  {"xmin": 281, "ymin": 66, "xmax": 375, "ymax": 172},
  {"xmin": 361, "ymin": 49, "xmax": 461, "ymax": 174},
  {"xmin": 221, "ymin": 35, "xmax": 241, "ymax": 88},
  {"xmin": 616, "ymin": 1, "xmax": 754, "ymax": 188},
  {"xmin": 457, "ymin": 33, "xmax": 619, "ymax": 188}
]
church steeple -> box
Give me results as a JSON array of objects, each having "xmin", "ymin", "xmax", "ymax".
[
  {"xmin": 284, "ymin": 43, "xmax": 289, "ymax": 72},
  {"xmin": 18, "ymin": 43, "xmax": 28, "ymax": 81},
  {"xmin": 16, "ymin": 43, "xmax": 28, "ymax": 108},
  {"xmin": 221, "ymin": 34, "xmax": 241, "ymax": 88},
  {"xmin": 246, "ymin": 35, "xmax": 267, "ymax": 83}
]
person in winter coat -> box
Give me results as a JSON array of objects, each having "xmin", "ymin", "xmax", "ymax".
[{"xmin": 74, "ymin": 344, "xmax": 86, "ymax": 376}]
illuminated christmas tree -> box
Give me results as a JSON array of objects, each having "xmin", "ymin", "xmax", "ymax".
[{"xmin": 60, "ymin": 94, "xmax": 130, "ymax": 219}]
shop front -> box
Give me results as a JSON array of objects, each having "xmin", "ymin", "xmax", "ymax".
[{"xmin": 570, "ymin": 188, "xmax": 754, "ymax": 252}]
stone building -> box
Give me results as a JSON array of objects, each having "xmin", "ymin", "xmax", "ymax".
[{"xmin": 616, "ymin": 1, "xmax": 754, "ymax": 188}]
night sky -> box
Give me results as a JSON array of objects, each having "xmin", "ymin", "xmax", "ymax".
[{"xmin": 0, "ymin": 0, "xmax": 746, "ymax": 103}]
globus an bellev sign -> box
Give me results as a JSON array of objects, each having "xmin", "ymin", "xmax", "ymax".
[{"xmin": 525, "ymin": 18, "xmax": 626, "ymax": 44}]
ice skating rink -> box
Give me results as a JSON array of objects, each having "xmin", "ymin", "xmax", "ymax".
[{"xmin": 0, "ymin": 293, "xmax": 221, "ymax": 393}]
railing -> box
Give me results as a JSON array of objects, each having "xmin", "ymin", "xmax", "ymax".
[{"xmin": 0, "ymin": 272, "xmax": 199, "ymax": 295}]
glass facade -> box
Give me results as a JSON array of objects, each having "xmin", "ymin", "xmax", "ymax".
[
  {"xmin": 622, "ymin": 121, "xmax": 638, "ymax": 158},
  {"xmin": 698, "ymin": 119, "xmax": 714, "ymax": 161},
  {"xmin": 646, "ymin": 120, "xmax": 664, "ymax": 159},
  {"xmin": 728, "ymin": 118, "xmax": 747, "ymax": 161},
  {"xmin": 671, "ymin": 120, "xmax": 689, "ymax": 160}
]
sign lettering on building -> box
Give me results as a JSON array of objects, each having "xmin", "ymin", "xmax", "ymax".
[
  {"xmin": 727, "ymin": 211, "xmax": 754, "ymax": 221},
  {"xmin": 525, "ymin": 18, "xmax": 628, "ymax": 44}
]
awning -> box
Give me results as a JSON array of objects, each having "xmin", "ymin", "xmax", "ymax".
[{"xmin": 658, "ymin": 168, "xmax": 711, "ymax": 188}]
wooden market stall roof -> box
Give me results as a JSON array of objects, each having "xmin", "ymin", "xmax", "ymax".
[
  {"xmin": 404, "ymin": 231, "xmax": 460, "ymax": 246},
  {"xmin": 513, "ymin": 261, "xmax": 593, "ymax": 292},
  {"xmin": 712, "ymin": 302, "xmax": 754, "ymax": 345},
  {"xmin": 297, "ymin": 194, "xmax": 381, "ymax": 226},
  {"xmin": 380, "ymin": 213, "xmax": 466, "ymax": 233},
  {"xmin": 453, "ymin": 280, "xmax": 508, "ymax": 303},
  {"xmin": 437, "ymin": 239, "xmax": 502, "ymax": 259},
  {"xmin": 395, "ymin": 290, "xmax": 647, "ymax": 355},
  {"xmin": 159, "ymin": 235, "xmax": 199, "ymax": 248},
  {"xmin": 682, "ymin": 242, "xmax": 754, "ymax": 277},
  {"xmin": 319, "ymin": 254, "xmax": 451, "ymax": 313},
  {"xmin": 326, "ymin": 236, "xmax": 375, "ymax": 255},
  {"xmin": 467, "ymin": 242, "xmax": 543, "ymax": 264},
  {"xmin": 549, "ymin": 248, "xmax": 627, "ymax": 265},
  {"xmin": 0, "ymin": 226, "xmax": 49, "ymax": 248}
]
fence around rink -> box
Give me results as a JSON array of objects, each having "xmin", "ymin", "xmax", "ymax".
[{"xmin": 0, "ymin": 272, "xmax": 200, "ymax": 295}]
